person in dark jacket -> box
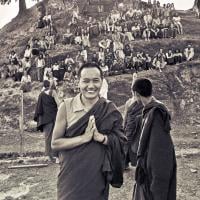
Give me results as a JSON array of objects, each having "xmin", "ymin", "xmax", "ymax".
[
  {"xmin": 34, "ymin": 80, "xmax": 60, "ymax": 161},
  {"xmin": 124, "ymin": 99, "xmax": 143, "ymax": 168},
  {"xmin": 132, "ymin": 78, "xmax": 177, "ymax": 200}
]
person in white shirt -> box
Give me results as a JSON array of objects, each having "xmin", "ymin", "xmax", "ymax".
[
  {"xmin": 172, "ymin": 13, "xmax": 183, "ymax": 34},
  {"xmin": 20, "ymin": 71, "xmax": 32, "ymax": 92},
  {"xmin": 80, "ymin": 47, "xmax": 88, "ymax": 63},
  {"xmin": 98, "ymin": 36, "xmax": 112, "ymax": 50},
  {"xmin": 184, "ymin": 45, "xmax": 194, "ymax": 61},
  {"xmin": 36, "ymin": 54, "xmax": 45, "ymax": 82},
  {"xmin": 52, "ymin": 62, "xmax": 60, "ymax": 81},
  {"xmin": 24, "ymin": 45, "xmax": 32, "ymax": 59},
  {"xmin": 21, "ymin": 57, "xmax": 31, "ymax": 72}
]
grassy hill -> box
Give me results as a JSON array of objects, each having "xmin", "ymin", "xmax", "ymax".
[{"xmin": 0, "ymin": 2, "xmax": 200, "ymax": 132}]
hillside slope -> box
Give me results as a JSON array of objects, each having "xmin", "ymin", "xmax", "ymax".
[{"xmin": 0, "ymin": 3, "xmax": 199, "ymax": 131}]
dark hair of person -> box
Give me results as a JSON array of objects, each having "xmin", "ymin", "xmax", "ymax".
[
  {"xmin": 43, "ymin": 80, "xmax": 50, "ymax": 89},
  {"xmin": 77, "ymin": 62, "xmax": 103, "ymax": 79},
  {"xmin": 132, "ymin": 78, "xmax": 152, "ymax": 97}
]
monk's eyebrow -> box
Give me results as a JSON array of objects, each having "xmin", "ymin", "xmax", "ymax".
[{"xmin": 82, "ymin": 78, "xmax": 100, "ymax": 81}]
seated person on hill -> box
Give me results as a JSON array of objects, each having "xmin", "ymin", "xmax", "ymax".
[
  {"xmin": 98, "ymin": 18, "xmax": 106, "ymax": 35},
  {"xmin": 150, "ymin": 25, "xmax": 160, "ymax": 39},
  {"xmin": 20, "ymin": 71, "xmax": 32, "ymax": 93},
  {"xmin": 91, "ymin": 53, "xmax": 99, "ymax": 63},
  {"xmin": 161, "ymin": 16, "xmax": 171, "ymax": 38},
  {"xmin": 97, "ymin": 47, "xmax": 105, "ymax": 63},
  {"xmin": 44, "ymin": 70, "xmax": 58, "ymax": 87},
  {"xmin": 43, "ymin": 12, "xmax": 52, "ymax": 28},
  {"xmin": 99, "ymin": 60, "xmax": 109, "ymax": 75},
  {"xmin": 172, "ymin": 13, "xmax": 183, "ymax": 34},
  {"xmin": 80, "ymin": 47, "xmax": 88, "ymax": 63},
  {"xmin": 74, "ymin": 32, "xmax": 82, "ymax": 45},
  {"xmin": 8, "ymin": 63, "xmax": 17, "ymax": 78},
  {"xmin": 45, "ymin": 32, "xmax": 55, "ymax": 49},
  {"xmin": 143, "ymin": 53, "xmax": 152, "ymax": 70},
  {"xmin": 37, "ymin": 16, "xmax": 45, "ymax": 29},
  {"xmin": 30, "ymin": 38, "xmax": 40, "ymax": 56},
  {"xmin": 8, "ymin": 50, "xmax": 19, "ymax": 65},
  {"xmin": 115, "ymin": 49, "xmax": 125, "ymax": 61},
  {"xmin": 43, "ymin": 66, "xmax": 52, "ymax": 81},
  {"xmin": 24, "ymin": 45, "xmax": 32, "ymax": 59},
  {"xmin": 143, "ymin": 11, "xmax": 153, "ymax": 27},
  {"xmin": 111, "ymin": 58, "xmax": 124, "ymax": 74},
  {"xmin": 21, "ymin": 57, "xmax": 32, "ymax": 73},
  {"xmin": 152, "ymin": 49, "xmax": 166, "ymax": 72},
  {"xmin": 89, "ymin": 19, "xmax": 99, "ymax": 38},
  {"xmin": 64, "ymin": 54, "xmax": 75, "ymax": 67},
  {"xmin": 98, "ymin": 36, "xmax": 112, "ymax": 50},
  {"xmin": 143, "ymin": 26, "xmax": 151, "ymax": 41},
  {"xmin": 106, "ymin": 16, "xmax": 115, "ymax": 33},
  {"xmin": 131, "ymin": 22, "xmax": 141, "ymax": 38},
  {"xmin": 184, "ymin": 45, "xmax": 194, "ymax": 61},
  {"xmin": 59, "ymin": 60, "xmax": 67, "ymax": 81},
  {"xmin": 123, "ymin": 44, "xmax": 132, "ymax": 58},
  {"xmin": 52, "ymin": 62, "xmax": 60, "ymax": 81},
  {"xmin": 152, "ymin": 15, "xmax": 161, "ymax": 28},
  {"xmin": 81, "ymin": 30, "xmax": 91, "ymax": 48},
  {"xmin": 63, "ymin": 28, "xmax": 74, "ymax": 45},
  {"xmin": 126, "ymin": 8, "xmax": 135, "ymax": 20},
  {"xmin": 39, "ymin": 36, "xmax": 48, "ymax": 53},
  {"xmin": 14, "ymin": 62, "xmax": 24, "ymax": 82},
  {"xmin": 132, "ymin": 52, "xmax": 143, "ymax": 73},
  {"xmin": 104, "ymin": 48, "xmax": 114, "ymax": 69},
  {"xmin": 123, "ymin": 24, "xmax": 135, "ymax": 41},
  {"xmin": 166, "ymin": 49, "xmax": 175, "ymax": 65},
  {"xmin": 76, "ymin": 50, "xmax": 85, "ymax": 68},
  {"xmin": 174, "ymin": 49, "xmax": 183, "ymax": 64},
  {"xmin": 63, "ymin": 66, "xmax": 74, "ymax": 85}
]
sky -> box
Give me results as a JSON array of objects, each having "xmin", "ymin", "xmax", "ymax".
[{"xmin": 0, "ymin": 0, "xmax": 195, "ymax": 29}]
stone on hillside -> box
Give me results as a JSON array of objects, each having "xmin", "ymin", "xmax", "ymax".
[
  {"xmin": 190, "ymin": 168, "xmax": 198, "ymax": 173},
  {"xmin": 180, "ymin": 99, "xmax": 186, "ymax": 110},
  {"xmin": 29, "ymin": 26, "xmax": 35, "ymax": 33}
]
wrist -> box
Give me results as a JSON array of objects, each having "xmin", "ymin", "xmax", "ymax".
[
  {"xmin": 80, "ymin": 135, "xmax": 89, "ymax": 143},
  {"xmin": 99, "ymin": 134, "xmax": 108, "ymax": 145}
]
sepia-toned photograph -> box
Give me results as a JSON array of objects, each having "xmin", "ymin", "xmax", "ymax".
[{"xmin": 0, "ymin": 0, "xmax": 199, "ymax": 199}]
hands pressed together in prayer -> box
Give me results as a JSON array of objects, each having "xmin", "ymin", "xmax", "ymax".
[{"xmin": 82, "ymin": 115, "xmax": 107, "ymax": 144}]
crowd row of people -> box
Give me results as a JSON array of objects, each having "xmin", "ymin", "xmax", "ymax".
[
  {"xmin": 63, "ymin": 0, "xmax": 183, "ymax": 49},
  {"xmin": 0, "ymin": 43, "xmax": 195, "ymax": 85}
]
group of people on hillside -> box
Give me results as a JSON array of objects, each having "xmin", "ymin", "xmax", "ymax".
[
  {"xmin": 34, "ymin": 62, "xmax": 177, "ymax": 200},
  {"xmin": 62, "ymin": 0, "xmax": 182, "ymax": 48},
  {"xmin": 0, "ymin": 42, "xmax": 195, "ymax": 95}
]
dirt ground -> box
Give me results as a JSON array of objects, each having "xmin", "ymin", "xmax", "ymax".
[
  {"xmin": 0, "ymin": 124, "xmax": 199, "ymax": 200},
  {"xmin": 0, "ymin": 155, "xmax": 199, "ymax": 200}
]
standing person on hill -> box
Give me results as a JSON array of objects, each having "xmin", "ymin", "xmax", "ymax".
[
  {"xmin": 124, "ymin": 74, "xmax": 144, "ymax": 169},
  {"xmin": 51, "ymin": 63, "xmax": 126, "ymax": 200},
  {"xmin": 132, "ymin": 78, "xmax": 177, "ymax": 200},
  {"xmin": 35, "ymin": 54, "xmax": 45, "ymax": 82},
  {"xmin": 34, "ymin": 80, "xmax": 60, "ymax": 162}
]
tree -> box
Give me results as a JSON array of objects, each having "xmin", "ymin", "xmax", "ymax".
[{"xmin": 194, "ymin": 0, "xmax": 200, "ymax": 9}]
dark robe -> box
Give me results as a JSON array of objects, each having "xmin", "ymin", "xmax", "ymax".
[
  {"xmin": 57, "ymin": 98, "xmax": 126, "ymax": 200},
  {"xmin": 124, "ymin": 101, "xmax": 143, "ymax": 166},
  {"xmin": 133, "ymin": 98, "xmax": 177, "ymax": 200},
  {"xmin": 34, "ymin": 91, "xmax": 57, "ymax": 131}
]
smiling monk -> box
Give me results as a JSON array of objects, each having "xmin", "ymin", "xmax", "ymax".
[{"xmin": 51, "ymin": 62, "xmax": 126, "ymax": 200}]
